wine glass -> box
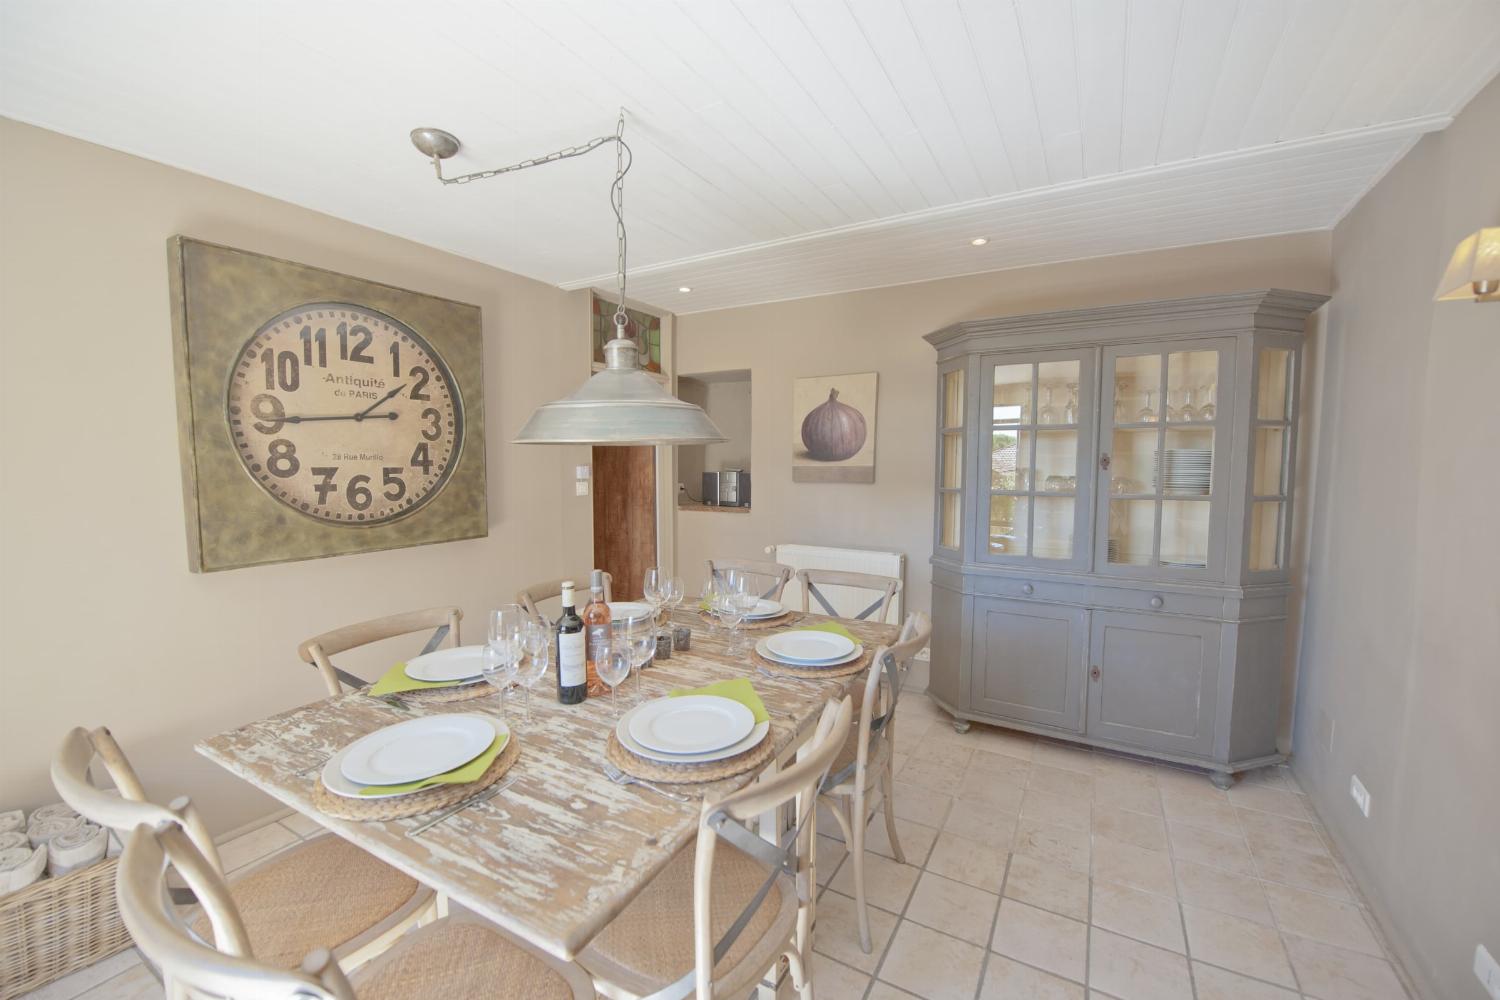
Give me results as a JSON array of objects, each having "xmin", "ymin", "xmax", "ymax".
[
  {"xmin": 1138, "ymin": 389, "xmax": 1157, "ymax": 422},
  {"xmin": 623, "ymin": 614, "xmax": 655, "ymax": 703},
  {"xmin": 1039, "ymin": 385, "xmax": 1057, "ymax": 425},
  {"xmin": 661, "ymin": 576, "xmax": 684, "ymax": 631},
  {"xmin": 1199, "ymin": 382, "xmax": 1217, "ymax": 420},
  {"xmin": 1180, "ymin": 386, "xmax": 1199, "ymax": 422},
  {"xmin": 1113, "ymin": 380, "xmax": 1129, "ymax": 423},
  {"xmin": 482, "ymin": 632, "xmax": 520, "ymax": 722},
  {"xmin": 1063, "ymin": 382, "xmax": 1078, "ymax": 424},
  {"xmin": 715, "ymin": 572, "xmax": 751, "ymax": 655},
  {"xmin": 514, "ymin": 620, "xmax": 549, "ymax": 723},
  {"xmin": 594, "ymin": 639, "xmax": 631, "ymax": 715}
]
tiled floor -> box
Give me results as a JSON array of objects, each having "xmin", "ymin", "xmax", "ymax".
[{"xmin": 28, "ymin": 697, "xmax": 1417, "ymax": 1000}]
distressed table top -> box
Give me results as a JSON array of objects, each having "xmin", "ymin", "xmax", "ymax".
[{"xmin": 197, "ymin": 609, "xmax": 898, "ymax": 960}]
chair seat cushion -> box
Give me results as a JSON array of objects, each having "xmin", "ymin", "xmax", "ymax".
[
  {"xmin": 354, "ymin": 917, "xmax": 580, "ymax": 1000},
  {"xmin": 580, "ymin": 839, "xmax": 786, "ymax": 992},
  {"xmin": 192, "ymin": 834, "xmax": 422, "ymax": 968},
  {"xmin": 824, "ymin": 727, "xmax": 891, "ymax": 794}
]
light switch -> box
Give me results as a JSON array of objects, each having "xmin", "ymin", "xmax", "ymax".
[{"xmin": 575, "ymin": 464, "xmax": 591, "ymax": 496}]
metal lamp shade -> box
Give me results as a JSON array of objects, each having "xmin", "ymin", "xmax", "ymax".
[
  {"xmin": 514, "ymin": 337, "xmax": 727, "ymax": 445},
  {"xmin": 1434, "ymin": 227, "xmax": 1500, "ymax": 302}
]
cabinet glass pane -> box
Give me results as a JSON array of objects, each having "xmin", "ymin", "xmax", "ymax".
[
  {"xmin": 993, "ymin": 364, "xmax": 1032, "ymax": 424},
  {"xmin": 1033, "ymin": 497, "xmax": 1074, "ymax": 559},
  {"xmin": 1253, "ymin": 427, "xmax": 1287, "ymax": 496},
  {"xmin": 1113, "ymin": 354, "xmax": 1161, "ymax": 423},
  {"xmin": 989, "ymin": 495, "xmax": 1029, "ymax": 555},
  {"xmin": 941, "ymin": 431, "xmax": 963, "ymax": 489},
  {"xmin": 1162, "ymin": 428, "xmax": 1214, "ymax": 496},
  {"xmin": 1250, "ymin": 501, "xmax": 1284, "ymax": 570},
  {"xmin": 1166, "ymin": 350, "xmax": 1219, "ymax": 422},
  {"xmin": 1111, "ymin": 428, "xmax": 1158, "ymax": 495},
  {"xmin": 1035, "ymin": 430, "xmax": 1078, "ymax": 491},
  {"xmin": 939, "ymin": 492, "xmax": 961, "ymax": 550},
  {"xmin": 942, "ymin": 369, "xmax": 965, "ymax": 429},
  {"xmin": 1108, "ymin": 499, "xmax": 1155, "ymax": 565},
  {"xmin": 991, "ymin": 429, "xmax": 1031, "ymax": 490},
  {"xmin": 1037, "ymin": 360, "xmax": 1080, "ymax": 426},
  {"xmin": 1257, "ymin": 348, "xmax": 1293, "ymax": 420},
  {"xmin": 1161, "ymin": 500, "xmax": 1210, "ymax": 568}
]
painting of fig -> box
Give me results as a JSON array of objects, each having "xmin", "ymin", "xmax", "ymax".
[{"xmin": 801, "ymin": 388, "xmax": 867, "ymax": 461}]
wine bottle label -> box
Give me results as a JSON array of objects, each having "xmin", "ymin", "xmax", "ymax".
[
  {"xmin": 587, "ymin": 623, "xmax": 610, "ymax": 653},
  {"xmin": 559, "ymin": 631, "xmax": 586, "ymax": 687}
]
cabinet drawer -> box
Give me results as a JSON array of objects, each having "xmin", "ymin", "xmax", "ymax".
[
  {"xmin": 1089, "ymin": 584, "xmax": 1225, "ymax": 618},
  {"xmin": 970, "ymin": 575, "xmax": 1090, "ymax": 606}
]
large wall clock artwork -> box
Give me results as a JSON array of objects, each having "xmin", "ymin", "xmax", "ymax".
[{"xmin": 168, "ymin": 237, "xmax": 487, "ymax": 572}]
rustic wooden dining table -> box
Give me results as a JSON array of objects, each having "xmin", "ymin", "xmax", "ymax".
[{"xmin": 196, "ymin": 607, "xmax": 899, "ymax": 964}]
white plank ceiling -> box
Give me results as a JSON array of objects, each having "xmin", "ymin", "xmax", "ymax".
[{"xmin": 3, "ymin": 0, "xmax": 1498, "ymax": 313}]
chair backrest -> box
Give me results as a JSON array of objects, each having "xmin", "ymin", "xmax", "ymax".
[
  {"xmin": 297, "ymin": 606, "xmax": 462, "ymax": 697},
  {"xmin": 795, "ymin": 569, "xmax": 900, "ymax": 624},
  {"xmin": 52, "ymin": 726, "xmax": 225, "ymax": 874},
  {"xmin": 705, "ymin": 559, "xmax": 794, "ymax": 601},
  {"xmin": 830, "ymin": 612, "xmax": 932, "ymax": 793},
  {"xmin": 117, "ymin": 820, "xmax": 357, "ymax": 1000},
  {"xmin": 517, "ymin": 573, "xmax": 613, "ymax": 624},
  {"xmin": 685, "ymin": 696, "xmax": 852, "ymax": 999}
]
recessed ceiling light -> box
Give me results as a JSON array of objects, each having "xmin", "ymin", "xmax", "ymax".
[
  {"xmin": 678, "ymin": 286, "xmax": 692, "ymax": 293},
  {"xmin": 970, "ymin": 237, "xmax": 989, "ymax": 246}
]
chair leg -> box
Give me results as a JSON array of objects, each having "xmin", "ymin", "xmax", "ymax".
[
  {"xmin": 880, "ymin": 762, "xmax": 905, "ymax": 865},
  {"xmin": 850, "ymin": 788, "xmax": 872, "ymax": 954},
  {"xmin": 785, "ymin": 945, "xmax": 814, "ymax": 1000}
]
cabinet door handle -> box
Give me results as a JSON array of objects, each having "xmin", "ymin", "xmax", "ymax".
[
  {"xmin": 1090, "ymin": 666, "xmax": 1101, "ymax": 681},
  {"xmin": 1099, "ymin": 453, "xmax": 1111, "ymax": 471},
  {"xmin": 1021, "ymin": 583, "xmax": 1035, "ymax": 596},
  {"xmin": 1149, "ymin": 595, "xmax": 1165, "ymax": 609}
]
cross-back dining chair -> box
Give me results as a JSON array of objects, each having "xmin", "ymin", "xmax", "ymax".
[
  {"xmin": 297, "ymin": 606, "xmax": 462, "ymax": 697},
  {"xmin": 518, "ymin": 573, "xmax": 613, "ymax": 623},
  {"xmin": 795, "ymin": 568, "xmax": 901, "ymax": 624},
  {"xmin": 818, "ymin": 612, "xmax": 932, "ymax": 953},
  {"xmin": 116, "ymin": 816, "xmax": 596, "ymax": 1000},
  {"xmin": 705, "ymin": 558, "xmax": 794, "ymax": 601},
  {"xmin": 52, "ymin": 727, "xmax": 435, "ymax": 972},
  {"xmin": 578, "ymin": 696, "xmax": 854, "ymax": 1000}
]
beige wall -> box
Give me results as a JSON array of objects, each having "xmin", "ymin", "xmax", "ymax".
[
  {"xmin": 0, "ymin": 120, "xmax": 595, "ymax": 834},
  {"xmin": 676, "ymin": 374, "xmax": 752, "ymax": 499},
  {"xmin": 672, "ymin": 232, "xmax": 1333, "ymax": 609},
  {"xmin": 1291, "ymin": 76, "xmax": 1500, "ymax": 1000}
]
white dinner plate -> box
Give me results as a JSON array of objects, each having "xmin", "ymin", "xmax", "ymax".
[
  {"xmin": 627, "ymin": 695, "xmax": 755, "ymax": 755},
  {"xmin": 755, "ymin": 636, "xmax": 864, "ymax": 668},
  {"xmin": 322, "ymin": 719, "xmax": 507, "ymax": 800},
  {"xmin": 763, "ymin": 630, "xmax": 856, "ymax": 664},
  {"xmin": 616, "ymin": 707, "xmax": 769, "ymax": 764},
  {"xmin": 339, "ymin": 714, "xmax": 496, "ymax": 787},
  {"xmin": 743, "ymin": 599, "xmax": 784, "ymax": 620},
  {"xmin": 608, "ymin": 601, "xmax": 653, "ymax": 621},
  {"xmin": 403, "ymin": 645, "xmax": 487, "ymax": 683}
]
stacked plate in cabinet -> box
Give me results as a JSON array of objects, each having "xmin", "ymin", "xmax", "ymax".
[{"xmin": 1157, "ymin": 448, "xmax": 1212, "ymax": 495}]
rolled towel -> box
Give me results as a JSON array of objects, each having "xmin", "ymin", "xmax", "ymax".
[
  {"xmin": 0, "ymin": 832, "xmax": 27, "ymax": 852},
  {"xmin": 0, "ymin": 810, "xmax": 23, "ymax": 835},
  {"xmin": 27, "ymin": 813, "xmax": 83, "ymax": 850},
  {"xmin": 0, "ymin": 845, "xmax": 47, "ymax": 895},
  {"xmin": 47, "ymin": 823, "xmax": 108, "ymax": 877},
  {"xmin": 29, "ymin": 802, "xmax": 79, "ymax": 824}
]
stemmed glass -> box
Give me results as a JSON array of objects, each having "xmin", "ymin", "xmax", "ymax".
[
  {"xmin": 714, "ymin": 571, "xmax": 752, "ymax": 655},
  {"xmin": 513, "ymin": 619, "xmax": 549, "ymax": 723},
  {"xmin": 659, "ymin": 576, "xmax": 684, "ymax": 635},
  {"xmin": 1063, "ymin": 382, "xmax": 1079, "ymax": 424},
  {"xmin": 642, "ymin": 568, "xmax": 663, "ymax": 630},
  {"xmin": 1138, "ymin": 389, "xmax": 1158, "ymax": 422},
  {"xmin": 1113, "ymin": 380, "xmax": 1130, "ymax": 423},
  {"xmin": 1199, "ymin": 382, "xmax": 1217, "ymax": 420},
  {"xmin": 1039, "ymin": 385, "xmax": 1057, "ymax": 425},
  {"xmin": 483, "ymin": 606, "xmax": 523, "ymax": 722},
  {"xmin": 624, "ymin": 614, "xmax": 655, "ymax": 703},
  {"xmin": 595, "ymin": 639, "xmax": 632, "ymax": 715}
]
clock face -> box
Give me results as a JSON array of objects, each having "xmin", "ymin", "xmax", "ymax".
[{"xmin": 225, "ymin": 302, "xmax": 464, "ymax": 525}]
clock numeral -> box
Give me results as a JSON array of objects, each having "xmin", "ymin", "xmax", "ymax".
[
  {"xmin": 410, "ymin": 441, "xmax": 433, "ymax": 474},
  {"xmin": 267, "ymin": 439, "xmax": 300, "ymax": 478},
  {"xmin": 337, "ymin": 322, "xmax": 374, "ymax": 364},
  {"xmin": 409, "ymin": 366, "xmax": 431, "ymax": 401},
  {"xmin": 420, "ymin": 408, "xmax": 442, "ymax": 441},
  {"xmin": 389, "ymin": 341, "xmax": 400, "ymax": 378},
  {"xmin": 382, "ymin": 467, "xmax": 407, "ymax": 501},
  {"xmin": 262, "ymin": 349, "xmax": 300, "ymax": 392},
  {"xmin": 299, "ymin": 326, "xmax": 328, "ymax": 368},
  {"xmin": 347, "ymin": 474, "xmax": 373, "ymax": 511},
  {"xmin": 310, "ymin": 467, "xmax": 338, "ymax": 504},
  {"xmin": 249, "ymin": 393, "xmax": 285, "ymax": 434}
]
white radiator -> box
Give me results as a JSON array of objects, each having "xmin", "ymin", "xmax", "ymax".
[{"xmin": 764, "ymin": 543, "xmax": 905, "ymax": 623}]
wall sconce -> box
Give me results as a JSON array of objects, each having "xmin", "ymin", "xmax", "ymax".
[{"xmin": 1434, "ymin": 227, "xmax": 1500, "ymax": 303}]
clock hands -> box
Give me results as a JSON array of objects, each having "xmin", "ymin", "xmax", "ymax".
[
  {"xmin": 284, "ymin": 412, "xmax": 398, "ymax": 424},
  {"xmin": 356, "ymin": 383, "xmax": 408, "ymax": 419}
]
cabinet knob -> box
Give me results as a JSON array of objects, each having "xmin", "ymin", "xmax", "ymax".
[
  {"xmin": 1090, "ymin": 666, "xmax": 1101, "ymax": 681},
  {"xmin": 1021, "ymin": 583, "xmax": 1035, "ymax": 596},
  {"xmin": 1149, "ymin": 595, "xmax": 1165, "ymax": 609}
]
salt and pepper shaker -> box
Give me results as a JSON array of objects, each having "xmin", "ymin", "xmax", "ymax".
[
  {"xmin": 673, "ymin": 626, "xmax": 692, "ymax": 651},
  {"xmin": 654, "ymin": 633, "xmax": 674, "ymax": 661}
]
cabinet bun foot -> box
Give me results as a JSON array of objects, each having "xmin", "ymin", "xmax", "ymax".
[
  {"xmin": 1209, "ymin": 770, "xmax": 1234, "ymax": 790},
  {"xmin": 952, "ymin": 720, "xmax": 971, "ymax": 734}
]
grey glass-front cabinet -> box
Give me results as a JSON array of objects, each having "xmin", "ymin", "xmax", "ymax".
[{"xmin": 925, "ymin": 290, "xmax": 1327, "ymax": 786}]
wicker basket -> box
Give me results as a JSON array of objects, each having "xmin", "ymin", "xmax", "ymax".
[{"xmin": 0, "ymin": 857, "xmax": 132, "ymax": 999}]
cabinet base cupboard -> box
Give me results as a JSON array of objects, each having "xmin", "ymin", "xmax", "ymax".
[{"xmin": 925, "ymin": 291, "xmax": 1327, "ymax": 787}]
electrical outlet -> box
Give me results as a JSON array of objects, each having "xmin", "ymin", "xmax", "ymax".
[
  {"xmin": 1318, "ymin": 710, "xmax": 1335, "ymax": 754},
  {"xmin": 1349, "ymin": 774, "xmax": 1371, "ymax": 818},
  {"xmin": 1476, "ymin": 944, "xmax": 1500, "ymax": 1000}
]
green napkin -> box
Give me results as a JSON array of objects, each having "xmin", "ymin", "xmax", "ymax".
[
  {"xmin": 668, "ymin": 677, "xmax": 769, "ymax": 725},
  {"xmin": 357, "ymin": 732, "xmax": 508, "ymax": 796},
  {"xmin": 367, "ymin": 661, "xmax": 465, "ymax": 697},
  {"xmin": 801, "ymin": 621, "xmax": 857, "ymax": 642}
]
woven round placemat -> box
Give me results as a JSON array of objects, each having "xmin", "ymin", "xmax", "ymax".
[
  {"xmin": 606, "ymin": 729, "xmax": 776, "ymax": 785},
  {"xmin": 751, "ymin": 646, "xmax": 872, "ymax": 679},
  {"xmin": 696, "ymin": 610, "xmax": 803, "ymax": 631},
  {"xmin": 312, "ymin": 734, "xmax": 520, "ymax": 822},
  {"xmin": 392, "ymin": 680, "xmax": 495, "ymax": 705}
]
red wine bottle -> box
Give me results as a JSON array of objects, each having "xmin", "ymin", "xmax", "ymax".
[{"xmin": 555, "ymin": 581, "xmax": 587, "ymax": 705}]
